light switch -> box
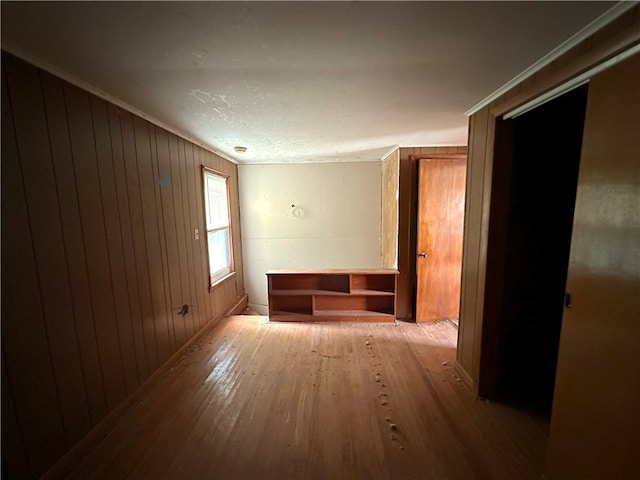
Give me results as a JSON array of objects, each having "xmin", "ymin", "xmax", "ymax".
[{"xmin": 194, "ymin": 228, "xmax": 200, "ymax": 240}]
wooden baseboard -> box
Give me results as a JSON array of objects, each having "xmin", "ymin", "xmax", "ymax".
[
  {"xmin": 454, "ymin": 360, "xmax": 476, "ymax": 396},
  {"xmin": 226, "ymin": 293, "xmax": 248, "ymax": 316},
  {"xmin": 42, "ymin": 292, "xmax": 248, "ymax": 480}
]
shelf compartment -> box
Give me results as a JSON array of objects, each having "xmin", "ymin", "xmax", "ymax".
[
  {"xmin": 312, "ymin": 310, "xmax": 395, "ymax": 323},
  {"xmin": 313, "ymin": 295, "xmax": 394, "ymax": 315},
  {"xmin": 269, "ymin": 273, "xmax": 350, "ymax": 293},
  {"xmin": 269, "ymin": 295, "xmax": 312, "ymax": 315},
  {"xmin": 266, "ymin": 269, "xmax": 398, "ymax": 323},
  {"xmin": 350, "ymin": 274, "xmax": 396, "ymax": 293},
  {"xmin": 314, "ymin": 310, "xmax": 395, "ymax": 316}
]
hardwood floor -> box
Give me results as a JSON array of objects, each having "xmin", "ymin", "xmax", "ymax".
[{"xmin": 65, "ymin": 316, "xmax": 547, "ymax": 479}]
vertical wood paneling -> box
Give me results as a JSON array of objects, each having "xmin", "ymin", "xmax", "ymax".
[
  {"xmin": 396, "ymin": 155, "xmax": 412, "ymax": 319},
  {"xmin": 149, "ymin": 126, "xmax": 177, "ymax": 353},
  {"xmin": 120, "ymin": 110, "xmax": 160, "ymax": 374},
  {"xmin": 90, "ymin": 96, "xmax": 140, "ymax": 395},
  {"xmin": 457, "ymin": 109, "xmax": 489, "ymax": 378},
  {"xmin": 183, "ymin": 142, "xmax": 200, "ymax": 328},
  {"xmin": 178, "ymin": 138, "xmax": 203, "ymax": 331},
  {"xmin": 1, "ymin": 52, "xmax": 244, "ymax": 479},
  {"xmin": 65, "ymin": 83, "xmax": 127, "ymax": 411},
  {"xmin": 155, "ymin": 126, "xmax": 186, "ymax": 346},
  {"xmin": 457, "ymin": 116, "xmax": 477, "ymax": 373},
  {"xmin": 107, "ymin": 103, "xmax": 149, "ymax": 381},
  {"xmin": 1, "ymin": 64, "xmax": 67, "ymax": 475},
  {"xmin": 4, "ymin": 57, "xmax": 92, "ymax": 448},
  {"xmin": 381, "ymin": 148, "xmax": 399, "ymax": 269},
  {"xmin": 1, "ymin": 352, "xmax": 29, "ymax": 477},
  {"xmin": 39, "ymin": 72, "xmax": 108, "ymax": 427},
  {"xmin": 473, "ymin": 113, "xmax": 497, "ymax": 390},
  {"xmin": 187, "ymin": 144, "xmax": 210, "ymax": 324},
  {"xmin": 170, "ymin": 135, "xmax": 195, "ymax": 339},
  {"xmin": 133, "ymin": 116, "xmax": 172, "ymax": 364},
  {"xmin": 399, "ymin": 147, "xmax": 417, "ymax": 320}
]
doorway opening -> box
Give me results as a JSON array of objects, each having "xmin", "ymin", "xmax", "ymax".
[{"xmin": 480, "ymin": 84, "xmax": 589, "ymax": 417}]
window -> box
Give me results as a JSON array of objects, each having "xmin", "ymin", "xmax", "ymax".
[{"xmin": 203, "ymin": 168, "xmax": 233, "ymax": 286}]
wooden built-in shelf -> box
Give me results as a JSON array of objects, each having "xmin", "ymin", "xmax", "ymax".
[{"xmin": 267, "ymin": 269, "xmax": 399, "ymax": 322}]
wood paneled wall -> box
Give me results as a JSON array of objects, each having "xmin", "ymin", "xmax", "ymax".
[
  {"xmin": 381, "ymin": 148, "xmax": 399, "ymax": 269},
  {"xmin": 1, "ymin": 51, "xmax": 245, "ymax": 479},
  {"xmin": 456, "ymin": 6, "xmax": 640, "ymax": 391},
  {"xmin": 397, "ymin": 146, "xmax": 468, "ymax": 320}
]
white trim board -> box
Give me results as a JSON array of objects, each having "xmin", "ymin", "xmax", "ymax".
[{"xmin": 503, "ymin": 44, "xmax": 640, "ymax": 120}]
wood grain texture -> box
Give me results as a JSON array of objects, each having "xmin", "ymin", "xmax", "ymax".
[
  {"xmin": 134, "ymin": 115, "xmax": 173, "ymax": 365},
  {"xmin": 457, "ymin": 112, "xmax": 487, "ymax": 378},
  {"xmin": 397, "ymin": 146, "xmax": 468, "ymax": 321},
  {"xmin": 1, "ymin": 51, "xmax": 245, "ymax": 479},
  {"xmin": 120, "ymin": 108, "xmax": 161, "ymax": 375},
  {"xmin": 107, "ymin": 102, "xmax": 150, "ymax": 382},
  {"xmin": 5, "ymin": 57, "xmax": 93, "ymax": 450},
  {"xmin": 415, "ymin": 158, "xmax": 466, "ymax": 322},
  {"xmin": 268, "ymin": 270, "xmax": 398, "ymax": 323},
  {"xmin": 92, "ymin": 95, "xmax": 141, "ymax": 396},
  {"xmin": 66, "ymin": 81, "xmax": 129, "ymax": 412},
  {"xmin": 39, "ymin": 70, "xmax": 109, "ymax": 428},
  {"xmin": 155, "ymin": 126, "xmax": 186, "ymax": 348},
  {"xmin": 2, "ymin": 60, "xmax": 68, "ymax": 475},
  {"xmin": 381, "ymin": 148, "xmax": 399, "ymax": 269},
  {"xmin": 60, "ymin": 315, "xmax": 547, "ymax": 480}
]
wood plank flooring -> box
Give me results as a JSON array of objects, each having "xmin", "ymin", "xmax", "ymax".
[{"xmin": 65, "ymin": 316, "xmax": 548, "ymax": 480}]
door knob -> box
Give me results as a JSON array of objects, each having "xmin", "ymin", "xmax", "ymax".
[{"xmin": 417, "ymin": 252, "xmax": 428, "ymax": 258}]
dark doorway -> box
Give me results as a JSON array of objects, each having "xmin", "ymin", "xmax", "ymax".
[{"xmin": 481, "ymin": 85, "xmax": 588, "ymax": 416}]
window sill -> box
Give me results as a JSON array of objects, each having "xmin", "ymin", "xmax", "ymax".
[{"xmin": 209, "ymin": 271, "xmax": 236, "ymax": 292}]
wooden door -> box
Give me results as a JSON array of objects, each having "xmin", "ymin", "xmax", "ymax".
[
  {"xmin": 546, "ymin": 54, "xmax": 640, "ymax": 479},
  {"xmin": 415, "ymin": 157, "xmax": 466, "ymax": 322}
]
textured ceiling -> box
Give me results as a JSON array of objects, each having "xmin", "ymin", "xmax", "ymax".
[{"xmin": 1, "ymin": 1, "xmax": 615, "ymax": 164}]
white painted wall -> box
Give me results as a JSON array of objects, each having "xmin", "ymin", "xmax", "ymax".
[{"xmin": 238, "ymin": 162, "xmax": 382, "ymax": 313}]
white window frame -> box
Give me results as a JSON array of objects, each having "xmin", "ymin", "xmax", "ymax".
[{"xmin": 202, "ymin": 167, "xmax": 234, "ymax": 288}]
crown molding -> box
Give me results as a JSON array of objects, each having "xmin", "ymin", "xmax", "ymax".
[
  {"xmin": 1, "ymin": 44, "xmax": 239, "ymax": 165},
  {"xmin": 465, "ymin": 1, "xmax": 638, "ymax": 116}
]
